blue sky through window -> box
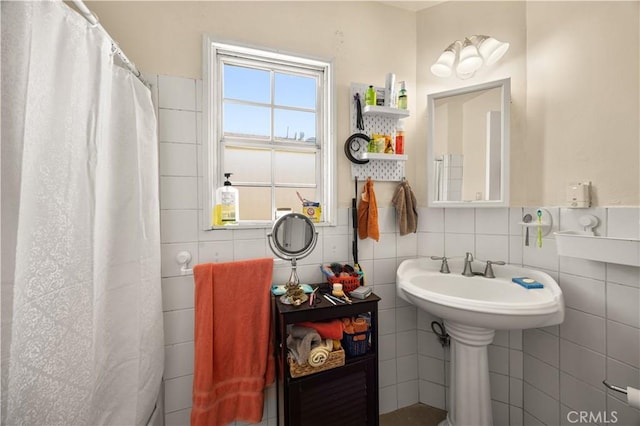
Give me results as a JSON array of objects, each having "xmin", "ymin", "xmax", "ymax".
[{"xmin": 223, "ymin": 64, "xmax": 317, "ymax": 141}]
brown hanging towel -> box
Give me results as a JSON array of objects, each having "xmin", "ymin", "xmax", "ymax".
[
  {"xmin": 357, "ymin": 177, "xmax": 379, "ymax": 241},
  {"xmin": 392, "ymin": 179, "xmax": 418, "ymax": 236}
]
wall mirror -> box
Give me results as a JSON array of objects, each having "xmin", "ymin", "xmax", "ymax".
[
  {"xmin": 427, "ymin": 78, "xmax": 510, "ymax": 207},
  {"xmin": 267, "ymin": 213, "xmax": 318, "ymax": 306}
]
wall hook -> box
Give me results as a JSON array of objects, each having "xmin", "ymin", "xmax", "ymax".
[{"xmin": 176, "ymin": 251, "xmax": 193, "ymax": 275}]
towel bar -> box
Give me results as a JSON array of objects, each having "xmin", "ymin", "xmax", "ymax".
[
  {"xmin": 603, "ymin": 380, "xmax": 628, "ymax": 394},
  {"xmin": 177, "ymin": 252, "xmax": 284, "ymax": 276}
]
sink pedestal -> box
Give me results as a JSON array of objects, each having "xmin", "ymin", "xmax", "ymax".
[{"xmin": 439, "ymin": 321, "xmax": 495, "ymax": 426}]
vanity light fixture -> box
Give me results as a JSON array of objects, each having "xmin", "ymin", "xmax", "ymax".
[{"xmin": 430, "ymin": 35, "xmax": 510, "ymax": 79}]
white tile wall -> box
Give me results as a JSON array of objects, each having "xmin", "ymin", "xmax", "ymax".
[
  {"xmin": 524, "ymin": 354, "xmax": 559, "ymax": 400},
  {"xmin": 416, "ymin": 205, "xmax": 640, "ymax": 424},
  {"xmin": 559, "ymin": 273, "xmax": 605, "ymax": 316},
  {"xmin": 524, "ymin": 383, "xmax": 560, "ymax": 425},
  {"xmin": 155, "ymin": 74, "xmax": 640, "ymax": 425},
  {"xmin": 476, "ymin": 208, "xmax": 509, "ymax": 235},
  {"xmin": 606, "ymin": 207, "xmax": 640, "ymax": 239},
  {"xmin": 520, "ymin": 205, "xmax": 640, "ymax": 425},
  {"xmin": 559, "ymin": 372, "xmax": 606, "ymax": 415},
  {"xmin": 559, "ymin": 339, "xmax": 605, "ymax": 388},
  {"xmin": 561, "ymin": 308, "xmax": 606, "ymax": 353}
]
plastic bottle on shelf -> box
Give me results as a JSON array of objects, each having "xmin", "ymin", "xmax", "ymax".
[
  {"xmin": 365, "ymin": 85, "xmax": 376, "ymax": 106},
  {"xmin": 395, "ymin": 121, "xmax": 405, "ymax": 154},
  {"xmin": 397, "ymin": 81, "xmax": 408, "ymax": 110},
  {"xmin": 213, "ymin": 173, "xmax": 239, "ymax": 226}
]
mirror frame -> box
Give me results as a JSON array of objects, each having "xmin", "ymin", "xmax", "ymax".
[
  {"xmin": 427, "ymin": 78, "xmax": 510, "ymax": 208},
  {"xmin": 268, "ymin": 212, "xmax": 318, "ymax": 260}
]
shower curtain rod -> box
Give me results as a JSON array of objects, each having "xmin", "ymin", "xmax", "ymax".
[{"xmin": 70, "ymin": 0, "xmax": 145, "ymax": 84}]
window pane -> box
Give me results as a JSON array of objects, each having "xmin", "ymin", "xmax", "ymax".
[
  {"xmin": 223, "ymin": 146, "xmax": 271, "ymax": 183},
  {"xmin": 275, "ymin": 73, "xmax": 316, "ymax": 109},
  {"xmin": 223, "ymin": 64, "xmax": 270, "ymax": 103},
  {"xmin": 223, "ymin": 103, "xmax": 270, "ymax": 138},
  {"xmin": 274, "ymin": 151, "xmax": 316, "ymax": 185},
  {"xmin": 274, "ymin": 109, "xmax": 316, "ymax": 141},
  {"xmin": 238, "ymin": 187, "xmax": 271, "ymax": 221}
]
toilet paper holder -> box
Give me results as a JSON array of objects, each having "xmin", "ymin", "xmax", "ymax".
[{"xmin": 603, "ymin": 380, "xmax": 627, "ymax": 394}]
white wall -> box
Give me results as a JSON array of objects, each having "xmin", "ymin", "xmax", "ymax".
[
  {"xmin": 417, "ymin": 1, "xmax": 527, "ymax": 206},
  {"xmin": 90, "ymin": 0, "xmax": 640, "ymax": 207},
  {"xmin": 417, "ymin": 1, "xmax": 639, "ymax": 207},
  {"xmin": 525, "ymin": 1, "xmax": 639, "ymax": 207},
  {"xmin": 90, "ymin": 0, "xmax": 418, "ymax": 208}
]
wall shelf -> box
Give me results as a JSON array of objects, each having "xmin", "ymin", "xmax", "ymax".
[
  {"xmin": 360, "ymin": 153, "xmax": 408, "ymax": 161},
  {"xmin": 554, "ymin": 231, "xmax": 640, "ymax": 267},
  {"xmin": 362, "ymin": 105, "xmax": 410, "ymax": 119},
  {"xmin": 350, "ymin": 83, "xmax": 409, "ymax": 182}
]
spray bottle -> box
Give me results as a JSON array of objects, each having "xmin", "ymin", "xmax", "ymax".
[
  {"xmin": 397, "ymin": 81, "xmax": 408, "ymax": 110},
  {"xmin": 213, "ymin": 173, "xmax": 239, "ymax": 226}
]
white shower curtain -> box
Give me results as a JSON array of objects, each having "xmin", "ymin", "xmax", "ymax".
[{"xmin": 1, "ymin": 1, "xmax": 163, "ymax": 425}]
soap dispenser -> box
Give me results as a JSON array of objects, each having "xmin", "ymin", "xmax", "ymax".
[{"xmin": 213, "ymin": 173, "xmax": 239, "ymax": 226}]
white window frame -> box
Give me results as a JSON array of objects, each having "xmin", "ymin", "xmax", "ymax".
[{"xmin": 202, "ymin": 35, "xmax": 336, "ymax": 229}]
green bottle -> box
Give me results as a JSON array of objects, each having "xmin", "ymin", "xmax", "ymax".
[
  {"xmin": 397, "ymin": 81, "xmax": 407, "ymax": 110},
  {"xmin": 365, "ymin": 85, "xmax": 376, "ymax": 106}
]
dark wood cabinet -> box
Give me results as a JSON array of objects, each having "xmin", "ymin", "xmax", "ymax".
[{"xmin": 273, "ymin": 289, "xmax": 380, "ymax": 426}]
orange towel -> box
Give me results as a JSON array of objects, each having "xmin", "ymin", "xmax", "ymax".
[
  {"xmin": 191, "ymin": 258, "xmax": 275, "ymax": 426},
  {"xmin": 357, "ymin": 178, "xmax": 379, "ymax": 241},
  {"xmin": 342, "ymin": 317, "xmax": 369, "ymax": 341},
  {"xmin": 297, "ymin": 319, "xmax": 344, "ymax": 340}
]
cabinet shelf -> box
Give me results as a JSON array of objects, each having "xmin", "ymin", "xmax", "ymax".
[
  {"xmin": 362, "ymin": 105, "xmax": 410, "ymax": 119},
  {"xmin": 361, "ymin": 152, "xmax": 408, "ymax": 161}
]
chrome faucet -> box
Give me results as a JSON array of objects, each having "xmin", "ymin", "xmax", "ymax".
[
  {"xmin": 430, "ymin": 256, "xmax": 450, "ymax": 274},
  {"xmin": 483, "ymin": 260, "xmax": 506, "ymax": 278},
  {"xmin": 462, "ymin": 252, "xmax": 474, "ymax": 277}
]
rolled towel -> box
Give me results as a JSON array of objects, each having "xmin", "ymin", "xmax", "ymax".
[
  {"xmin": 353, "ymin": 317, "xmax": 368, "ymax": 341},
  {"xmin": 307, "ymin": 339, "xmax": 334, "ymax": 367},
  {"xmin": 287, "ymin": 326, "xmax": 322, "ymax": 366},
  {"xmin": 308, "ymin": 347, "xmax": 329, "ymax": 367},
  {"xmin": 342, "ymin": 317, "xmax": 355, "ymax": 334},
  {"xmin": 353, "ymin": 317, "xmax": 368, "ymax": 331}
]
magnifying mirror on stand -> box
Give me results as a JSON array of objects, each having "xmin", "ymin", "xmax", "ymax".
[{"xmin": 268, "ymin": 212, "xmax": 318, "ymax": 306}]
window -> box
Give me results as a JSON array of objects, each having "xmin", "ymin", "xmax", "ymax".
[{"xmin": 203, "ymin": 37, "xmax": 335, "ymax": 228}]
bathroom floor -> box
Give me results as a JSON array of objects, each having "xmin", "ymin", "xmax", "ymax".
[{"xmin": 379, "ymin": 403, "xmax": 447, "ymax": 426}]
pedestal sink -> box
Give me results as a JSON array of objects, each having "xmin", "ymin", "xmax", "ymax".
[{"xmin": 397, "ymin": 257, "xmax": 564, "ymax": 426}]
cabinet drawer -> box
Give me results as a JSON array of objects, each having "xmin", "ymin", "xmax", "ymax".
[{"xmin": 287, "ymin": 358, "xmax": 376, "ymax": 426}]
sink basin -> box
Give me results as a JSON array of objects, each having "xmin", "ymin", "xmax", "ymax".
[
  {"xmin": 396, "ymin": 257, "xmax": 564, "ymax": 330},
  {"xmin": 396, "ymin": 257, "xmax": 565, "ymax": 426}
]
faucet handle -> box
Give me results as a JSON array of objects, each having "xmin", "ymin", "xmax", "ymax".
[
  {"xmin": 430, "ymin": 256, "xmax": 450, "ymax": 274},
  {"xmin": 483, "ymin": 260, "xmax": 506, "ymax": 278}
]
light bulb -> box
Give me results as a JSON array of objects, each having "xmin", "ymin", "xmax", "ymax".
[
  {"xmin": 430, "ymin": 50, "xmax": 456, "ymax": 78},
  {"xmin": 478, "ymin": 36, "xmax": 510, "ymax": 66},
  {"xmin": 456, "ymin": 38, "xmax": 483, "ymax": 75}
]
